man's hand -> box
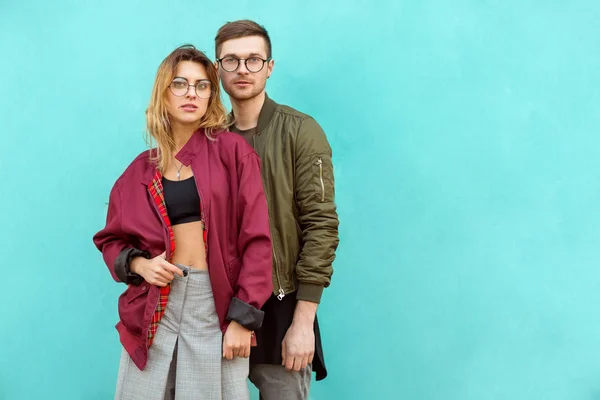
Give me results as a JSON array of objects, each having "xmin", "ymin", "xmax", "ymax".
[
  {"xmin": 282, "ymin": 300, "xmax": 317, "ymax": 371},
  {"xmin": 223, "ymin": 320, "xmax": 252, "ymax": 360}
]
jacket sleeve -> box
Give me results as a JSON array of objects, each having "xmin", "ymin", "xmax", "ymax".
[
  {"xmin": 92, "ymin": 181, "xmax": 148, "ymax": 285},
  {"xmin": 294, "ymin": 117, "xmax": 340, "ymax": 303},
  {"xmin": 226, "ymin": 152, "xmax": 273, "ymax": 331}
]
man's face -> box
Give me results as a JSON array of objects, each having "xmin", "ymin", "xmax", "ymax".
[{"xmin": 217, "ymin": 35, "xmax": 273, "ymax": 102}]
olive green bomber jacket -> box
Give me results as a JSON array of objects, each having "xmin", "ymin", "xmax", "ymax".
[{"xmin": 231, "ymin": 94, "xmax": 339, "ymax": 303}]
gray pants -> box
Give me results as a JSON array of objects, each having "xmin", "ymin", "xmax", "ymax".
[
  {"xmin": 249, "ymin": 364, "xmax": 312, "ymax": 400},
  {"xmin": 115, "ymin": 266, "xmax": 249, "ymax": 400}
]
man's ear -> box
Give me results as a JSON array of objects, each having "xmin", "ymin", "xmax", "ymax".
[{"xmin": 267, "ymin": 59, "xmax": 275, "ymax": 78}]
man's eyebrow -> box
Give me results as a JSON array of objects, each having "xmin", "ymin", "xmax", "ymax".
[{"xmin": 220, "ymin": 52, "xmax": 267, "ymax": 59}]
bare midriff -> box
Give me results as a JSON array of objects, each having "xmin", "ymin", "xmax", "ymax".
[{"xmin": 170, "ymin": 221, "xmax": 208, "ymax": 270}]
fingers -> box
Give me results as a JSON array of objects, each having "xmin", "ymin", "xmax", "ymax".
[
  {"xmin": 150, "ymin": 259, "xmax": 182, "ymax": 286},
  {"xmin": 223, "ymin": 342, "xmax": 249, "ymax": 359},
  {"xmin": 242, "ymin": 344, "xmax": 250, "ymax": 358},
  {"xmin": 232, "ymin": 339, "xmax": 251, "ymax": 358},
  {"xmin": 240, "ymin": 340, "xmax": 251, "ymax": 358},
  {"xmin": 300, "ymin": 355, "xmax": 309, "ymax": 370},
  {"xmin": 156, "ymin": 259, "xmax": 181, "ymax": 278},
  {"xmin": 292, "ymin": 356, "xmax": 303, "ymax": 372},
  {"xmin": 162, "ymin": 262, "xmax": 185, "ymax": 277},
  {"xmin": 223, "ymin": 343, "xmax": 233, "ymax": 360},
  {"xmin": 147, "ymin": 275, "xmax": 170, "ymax": 287},
  {"xmin": 146, "ymin": 273, "xmax": 168, "ymax": 287},
  {"xmin": 135, "ymin": 252, "xmax": 184, "ymax": 287},
  {"xmin": 282, "ymin": 341, "xmax": 312, "ymax": 371},
  {"xmin": 153, "ymin": 252, "xmax": 181, "ymax": 277},
  {"xmin": 281, "ymin": 341, "xmax": 287, "ymax": 367},
  {"xmin": 223, "ymin": 326, "xmax": 251, "ymax": 360},
  {"xmin": 281, "ymin": 339, "xmax": 296, "ymax": 370},
  {"xmin": 154, "ymin": 279, "xmax": 168, "ymax": 287},
  {"xmin": 233, "ymin": 346, "xmax": 242, "ymax": 358},
  {"xmin": 222, "ymin": 321, "xmax": 253, "ymax": 360},
  {"xmin": 284, "ymin": 352, "xmax": 295, "ymax": 371},
  {"xmin": 155, "ymin": 267, "xmax": 175, "ymax": 281},
  {"xmin": 285, "ymin": 354, "xmax": 311, "ymax": 372}
]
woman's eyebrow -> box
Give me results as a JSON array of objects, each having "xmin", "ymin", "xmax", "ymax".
[{"xmin": 173, "ymin": 76, "xmax": 211, "ymax": 83}]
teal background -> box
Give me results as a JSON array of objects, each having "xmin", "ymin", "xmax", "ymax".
[{"xmin": 1, "ymin": 0, "xmax": 600, "ymax": 399}]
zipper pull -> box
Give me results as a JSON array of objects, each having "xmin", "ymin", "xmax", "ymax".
[
  {"xmin": 316, "ymin": 157, "xmax": 325, "ymax": 202},
  {"xmin": 277, "ymin": 288, "xmax": 286, "ymax": 301}
]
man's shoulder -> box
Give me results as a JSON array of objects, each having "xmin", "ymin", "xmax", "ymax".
[
  {"xmin": 273, "ymin": 101, "xmax": 327, "ymax": 138},
  {"xmin": 267, "ymin": 99, "xmax": 331, "ymax": 154},
  {"xmin": 271, "ymin": 101, "xmax": 324, "ymax": 139},
  {"xmin": 274, "ymin": 102, "xmax": 315, "ymax": 122}
]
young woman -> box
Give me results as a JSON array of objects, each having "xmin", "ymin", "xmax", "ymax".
[{"xmin": 93, "ymin": 45, "xmax": 273, "ymax": 400}]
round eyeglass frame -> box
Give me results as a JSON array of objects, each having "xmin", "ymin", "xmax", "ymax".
[
  {"xmin": 217, "ymin": 56, "xmax": 272, "ymax": 73},
  {"xmin": 168, "ymin": 78, "xmax": 213, "ymax": 99}
]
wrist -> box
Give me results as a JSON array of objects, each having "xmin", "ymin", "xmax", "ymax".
[
  {"xmin": 129, "ymin": 256, "xmax": 147, "ymax": 274},
  {"xmin": 292, "ymin": 314, "xmax": 315, "ymax": 327},
  {"xmin": 293, "ymin": 300, "xmax": 318, "ymax": 326},
  {"xmin": 229, "ymin": 320, "xmax": 251, "ymax": 333}
]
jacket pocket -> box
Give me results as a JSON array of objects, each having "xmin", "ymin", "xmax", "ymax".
[
  {"xmin": 118, "ymin": 284, "xmax": 150, "ymax": 337},
  {"xmin": 312, "ymin": 154, "xmax": 334, "ymax": 203},
  {"xmin": 227, "ymin": 257, "xmax": 242, "ymax": 288},
  {"xmin": 125, "ymin": 283, "xmax": 149, "ymax": 304}
]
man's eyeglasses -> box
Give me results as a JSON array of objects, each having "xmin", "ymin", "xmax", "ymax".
[{"xmin": 217, "ymin": 56, "xmax": 271, "ymax": 73}]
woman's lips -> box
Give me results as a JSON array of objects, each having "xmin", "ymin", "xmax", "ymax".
[{"xmin": 180, "ymin": 104, "xmax": 198, "ymax": 112}]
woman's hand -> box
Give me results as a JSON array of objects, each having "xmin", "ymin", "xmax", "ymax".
[
  {"xmin": 222, "ymin": 320, "xmax": 252, "ymax": 360},
  {"xmin": 130, "ymin": 252, "xmax": 183, "ymax": 287}
]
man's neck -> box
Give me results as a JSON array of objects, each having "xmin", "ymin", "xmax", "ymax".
[{"xmin": 231, "ymin": 91, "xmax": 266, "ymax": 131}]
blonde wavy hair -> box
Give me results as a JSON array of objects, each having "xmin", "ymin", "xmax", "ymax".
[{"xmin": 146, "ymin": 45, "xmax": 228, "ymax": 172}]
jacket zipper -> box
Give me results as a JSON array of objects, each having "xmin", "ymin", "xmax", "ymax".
[
  {"xmin": 191, "ymin": 171, "xmax": 207, "ymax": 247},
  {"xmin": 273, "ymin": 248, "xmax": 285, "ymax": 300},
  {"xmin": 253, "ymin": 133, "xmax": 285, "ymax": 300},
  {"xmin": 316, "ymin": 158, "xmax": 325, "ymax": 202}
]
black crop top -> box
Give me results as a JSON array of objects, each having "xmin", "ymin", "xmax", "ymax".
[{"xmin": 162, "ymin": 176, "xmax": 202, "ymax": 225}]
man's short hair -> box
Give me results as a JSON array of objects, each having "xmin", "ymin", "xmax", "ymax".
[{"xmin": 215, "ymin": 19, "xmax": 272, "ymax": 59}]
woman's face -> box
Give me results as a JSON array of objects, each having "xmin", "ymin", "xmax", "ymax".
[{"xmin": 165, "ymin": 61, "xmax": 212, "ymax": 128}]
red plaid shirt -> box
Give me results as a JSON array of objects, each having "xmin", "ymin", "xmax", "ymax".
[{"xmin": 146, "ymin": 170, "xmax": 207, "ymax": 347}]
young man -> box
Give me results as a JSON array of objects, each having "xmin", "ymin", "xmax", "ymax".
[{"xmin": 215, "ymin": 20, "xmax": 340, "ymax": 400}]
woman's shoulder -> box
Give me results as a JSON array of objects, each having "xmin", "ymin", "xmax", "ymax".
[{"xmin": 114, "ymin": 149, "xmax": 157, "ymax": 185}]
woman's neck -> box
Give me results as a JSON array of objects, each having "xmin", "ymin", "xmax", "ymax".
[{"xmin": 171, "ymin": 124, "xmax": 197, "ymax": 152}]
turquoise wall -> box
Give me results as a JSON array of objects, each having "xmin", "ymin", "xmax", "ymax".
[{"xmin": 1, "ymin": 1, "xmax": 599, "ymax": 399}]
